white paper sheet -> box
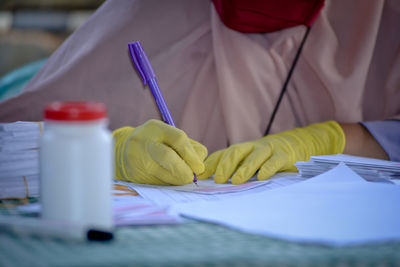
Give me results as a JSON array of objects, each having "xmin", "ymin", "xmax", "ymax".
[{"xmin": 172, "ymin": 163, "xmax": 400, "ymax": 246}]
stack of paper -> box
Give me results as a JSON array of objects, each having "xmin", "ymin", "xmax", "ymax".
[
  {"xmin": 0, "ymin": 122, "xmax": 42, "ymax": 199},
  {"xmin": 295, "ymin": 154, "xmax": 400, "ymax": 182}
]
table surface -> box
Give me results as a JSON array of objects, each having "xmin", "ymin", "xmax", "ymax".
[{"xmin": 1, "ymin": 199, "xmax": 400, "ymax": 267}]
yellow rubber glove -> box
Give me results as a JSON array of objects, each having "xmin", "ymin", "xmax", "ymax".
[
  {"xmin": 113, "ymin": 119, "xmax": 207, "ymax": 185},
  {"xmin": 197, "ymin": 121, "xmax": 345, "ymax": 184}
]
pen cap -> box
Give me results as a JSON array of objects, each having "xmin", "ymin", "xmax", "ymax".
[{"xmin": 44, "ymin": 101, "xmax": 107, "ymax": 121}]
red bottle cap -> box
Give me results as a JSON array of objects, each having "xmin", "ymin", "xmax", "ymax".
[{"xmin": 44, "ymin": 101, "xmax": 107, "ymax": 121}]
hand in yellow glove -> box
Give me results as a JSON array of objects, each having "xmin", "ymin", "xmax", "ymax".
[
  {"xmin": 113, "ymin": 119, "xmax": 207, "ymax": 185},
  {"xmin": 197, "ymin": 121, "xmax": 345, "ymax": 184}
]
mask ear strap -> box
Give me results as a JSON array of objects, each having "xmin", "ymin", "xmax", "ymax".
[{"xmin": 264, "ymin": 26, "xmax": 312, "ymax": 136}]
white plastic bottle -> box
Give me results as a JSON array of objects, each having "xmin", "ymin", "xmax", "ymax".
[{"xmin": 40, "ymin": 101, "xmax": 113, "ymax": 231}]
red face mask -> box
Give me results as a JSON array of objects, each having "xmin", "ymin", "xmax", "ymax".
[{"xmin": 212, "ymin": 0, "xmax": 325, "ymax": 33}]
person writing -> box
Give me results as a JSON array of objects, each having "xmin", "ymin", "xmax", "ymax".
[{"xmin": 0, "ymin": 0, "xmax": 398, "ymax": 185}]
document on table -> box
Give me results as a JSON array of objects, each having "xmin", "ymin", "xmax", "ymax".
[
  {"xmin": 172, "ymin": 163, "xmax": 400, "ymax": 246},
  {"xmin": 127, "ymin": 176, "xmax": 286, "ymax": 194},
  {"xmin": 127, "ymin": 173, "xmax": 303, "ymax": 206},
  {"xmin": 18, "ymin": 181, "xmax": 182, "ymax": 226},
  {"xmin": 112, "ymin": 181, "xmax": 181, "ymax": 225}
]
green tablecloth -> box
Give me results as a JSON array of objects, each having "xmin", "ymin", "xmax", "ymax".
[{"xmin": 1, "ymin": 200, "xmax": 400, "ymax": 267}]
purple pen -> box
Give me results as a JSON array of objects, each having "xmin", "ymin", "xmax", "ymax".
[{"xmin": 128, "ymin": 41, "xmax": 198, "ymax": 185}]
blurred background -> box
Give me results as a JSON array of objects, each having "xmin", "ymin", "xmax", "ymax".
[{"xmin": 0, "ymin": 0, "xmax": 105, "ymax": 77}]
